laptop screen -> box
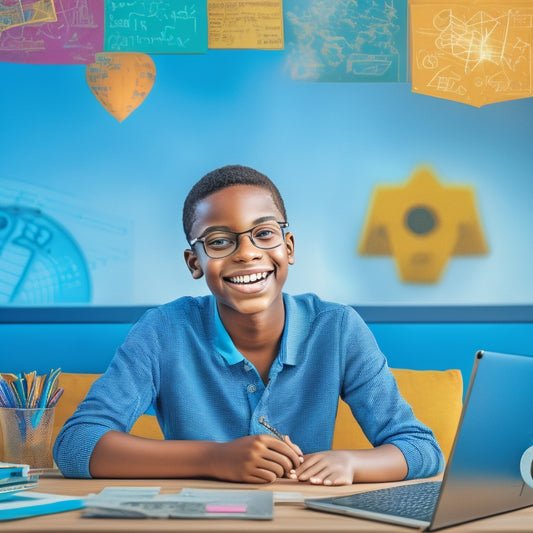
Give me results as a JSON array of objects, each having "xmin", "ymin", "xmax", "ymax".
[{"xmin": 430, "ymin": 350, "xmax": 533, "ymax": 530}]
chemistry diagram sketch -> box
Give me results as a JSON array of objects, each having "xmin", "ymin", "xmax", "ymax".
[
  {"xmin": 284, "ymin": 0, "xmax": 407, "ymax": 82},
  {"xmin": 410, "ymin": 3, "xmax": 533, "ymax": 106}
]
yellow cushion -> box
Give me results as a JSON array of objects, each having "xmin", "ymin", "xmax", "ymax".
[
  {"xmin": 53, "ymin": 373, "xmax": 163, "ymax": 443},
  {"xmin": 1, "ymin": 369, "xmax": 462, "ymax": 462},
  {"xmin": 332, "ymin": 368, "xmax": 463, "ymax": 461}
]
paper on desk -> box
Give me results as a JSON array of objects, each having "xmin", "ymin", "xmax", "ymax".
[
  {"xmin": 273, "ymin": 491, "xmax": 304, "ymax": 503},
  {"xmin": 85, "ymin": 486, "xmax": 161, "ymax": 501},
  {"xmin": 175, "ymin": 488, "xmax": 304, "ymax": 503},
  {"xmin": 83, "ymin": 487, "xmax": 274, "ymax": 519}
]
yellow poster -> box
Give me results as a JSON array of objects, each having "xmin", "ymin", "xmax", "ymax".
[
  {"xmin": 208, "ymin": 0, "xmax": 283, "ymax": 49},
  {"xmin": 410, "ymin": 0, "xmax": 533, "ymax": 106}
]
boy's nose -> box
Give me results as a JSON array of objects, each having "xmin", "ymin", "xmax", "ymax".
[{"xmin": 233, "ymin": 234, "xmax": 262, "ymax": 260}]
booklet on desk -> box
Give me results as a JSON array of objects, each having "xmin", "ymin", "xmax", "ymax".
[
  {"xmin": 0, "ymin": 478, "xmax": 39, "ymax": 500},
  {"xmin": 0, "ymin": 491, "xmax": 85, "ymax": 521},
  {"xmin": 83, "ymin": 487, "xmax": 274, "ymax": 519},
  {"xmin": 0, "ymin": 462, "xmax": 38, "ymax": 500},
  {"xmin": 0, "ymin": 462, "xmax": 30, "ymax": 480}
]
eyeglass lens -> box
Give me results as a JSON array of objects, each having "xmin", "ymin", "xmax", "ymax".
[{"xmin": 202, "ymin": 223, "xmax": 285, "ymax": 258}]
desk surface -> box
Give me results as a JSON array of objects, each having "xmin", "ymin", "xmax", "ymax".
[{"xmin": 3, "ymin": 475, "xmax": 533, "ymax": 533}]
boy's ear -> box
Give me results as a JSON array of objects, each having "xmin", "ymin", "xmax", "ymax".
[
  {"xmin": 285, "ymin": 232, "xmax": 295, "ymax": 265},
  {"xmin": 184, "ymin": 249, "xmax": 204, "ymax": 279}
]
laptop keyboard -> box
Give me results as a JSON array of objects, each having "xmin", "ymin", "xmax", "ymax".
[{"xmin": 330, "ymin": 480, "xmax": 442, "ymax": 523}]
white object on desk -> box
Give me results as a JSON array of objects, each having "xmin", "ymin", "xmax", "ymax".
[{"xmin": 520, "ymin": 446, "xmax": 533, "ymax": 488}]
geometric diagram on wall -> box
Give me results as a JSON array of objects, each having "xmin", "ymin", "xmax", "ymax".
[
  {"xmin": 410, "ymin": 1, "xmax": 533, "ymax": 106},
  {"xmin": 357, "ymin": 167, "xmax": 489, "ymax": 283},
  {"xmin": 284, "ymin": 0, "xmax": 408, "ymax": 82},
  {"xmin": 103, "ymin": 0, "xmax": 207, "ymax": 54},
  {"xmin": 0, "ymin": 0, "xmax": 104, "ymax": 64},
  {"xmin": 86, "ymin": 52, "xmax": 156, "ymax": 122},
  {"xmin": 0, "ymin": 0, "xmax": 57, "ymax": 32},
  {"xmin": 208, "ymin": 0, "xmax": 283, "ymax": 49},
  {"xmin": 0, "ymin": 205, "xmax": 91, "ymax": 304}
]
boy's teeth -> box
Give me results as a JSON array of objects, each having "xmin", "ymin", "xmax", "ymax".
[{"xmin": 229, "ymin": 272, "xmax": 268, "ymax": 284}]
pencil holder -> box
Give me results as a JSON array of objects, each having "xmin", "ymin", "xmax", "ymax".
[{"xmin": 0, "ymin": 407, "xmax": 55, "ymax": 469}]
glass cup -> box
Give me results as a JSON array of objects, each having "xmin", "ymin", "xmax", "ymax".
[{"xmin": 0, "ymin": 407, "xmax": 55, "ymax": 469}]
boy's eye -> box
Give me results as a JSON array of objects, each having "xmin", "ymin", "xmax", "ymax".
[
  {"xmin": 205, "ymin": 234, "xmax": 235, "ymax": 249},
  {"xmin": 254, "ymin": 229, "xmax": 274, "ymax": 239},
  {"xmin": 253, "ymin": 225, "xmax": 280, "ymax": 241}
]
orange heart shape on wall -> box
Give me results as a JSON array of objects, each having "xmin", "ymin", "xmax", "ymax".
[{"xmin": 86, "ymin": 53, "xmax": 156, "ymax": 122}]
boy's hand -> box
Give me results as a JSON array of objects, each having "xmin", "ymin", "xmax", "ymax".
[
  {"xmin": 208, "ymin": 435, "xmax": 303, "ymax": 483},
  {"xmin": 294, "ymin": 445, "xmax": 408, "ymax": 485},
  {"xmin": 293, "ymin": 450, "xmax": 356, "ymax": 486}
]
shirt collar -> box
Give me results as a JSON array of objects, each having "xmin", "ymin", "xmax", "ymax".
[
  {"xmin": 213, "ymin": 295, "xmax": 298, "ymax": 367},
  {"xmin": 214, "ymin": 304, "xmax": 245, "ymax": 365}
]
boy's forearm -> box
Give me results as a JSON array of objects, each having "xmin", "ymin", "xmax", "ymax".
[
  {"xmin": 89, "ymin": 430, "xmax": 217, "ymax": 478},
  {"xmin": 350, "ymin": 444, "xmax": 408, "ymax": 483}
]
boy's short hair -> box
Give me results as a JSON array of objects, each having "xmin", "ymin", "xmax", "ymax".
[{"xmin": 182, "ymin": 164, "xmax": 288, "ymax": 241}]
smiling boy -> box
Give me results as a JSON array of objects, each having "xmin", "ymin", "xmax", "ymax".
[{"xmin": 54, "ymin": 164, "xmax": 443, "ymax": 485}]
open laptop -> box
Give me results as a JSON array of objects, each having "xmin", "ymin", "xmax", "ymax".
[{"xmin": 305, "ymin": 350, "xmax": 533, "ymax": 531}]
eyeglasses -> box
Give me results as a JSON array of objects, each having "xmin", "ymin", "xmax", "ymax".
[{"xmin": 189, "ymin": 221, "xmax": 289, "ymax": 259}]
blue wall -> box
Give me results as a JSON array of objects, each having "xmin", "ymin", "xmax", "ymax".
[{"xmin": 1, "ymin": 51, "xmax": 532, "ymax": 307}]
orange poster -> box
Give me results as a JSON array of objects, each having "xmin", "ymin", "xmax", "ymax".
[{"xmin": 410, "ymin": 0, "xmax": 533, "ymax": 106}]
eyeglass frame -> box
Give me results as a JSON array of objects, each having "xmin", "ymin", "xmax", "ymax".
[{"xmin": 189, "ymin": 221, "xmax": 289, "ymax": 259}]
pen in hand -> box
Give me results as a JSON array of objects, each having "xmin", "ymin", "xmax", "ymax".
[
  {"xmin": 258, "ymin": 416, "xmax": 285, "ymax": 441},
  {"xmin": 258, "ymin": 416, "xmax": 304, "ymax": 475}
]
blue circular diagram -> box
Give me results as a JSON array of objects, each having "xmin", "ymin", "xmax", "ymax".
[{"xmin": 0, "ymin": 205, "xmax": 91, "ymax": 304}]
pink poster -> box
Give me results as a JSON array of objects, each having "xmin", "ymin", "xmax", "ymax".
[{"xmin": 0, "ymin": 0, "xmax": 104, "ymax": 64}]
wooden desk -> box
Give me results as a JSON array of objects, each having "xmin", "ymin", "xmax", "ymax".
[{"xmin": 3, "ymin": 475, "xmax": 533, "ymax": 532}]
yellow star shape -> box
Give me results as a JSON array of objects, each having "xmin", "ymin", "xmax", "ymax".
[{"xmin": 358, "ymin": 167, "xmax": 488, "ymax": 283}]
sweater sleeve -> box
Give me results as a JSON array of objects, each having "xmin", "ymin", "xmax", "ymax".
[
  {"xmin": 53, "ymin": 308, "xmax": 163, "ymax": 478},
  {"xmin": 340, "ymin": 308, "xmax": 444, "ymax": 479}
]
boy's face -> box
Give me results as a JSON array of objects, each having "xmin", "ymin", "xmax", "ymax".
[{"xmin": 184, "ymin": 184, "xmax": 295, "ymax": 316}]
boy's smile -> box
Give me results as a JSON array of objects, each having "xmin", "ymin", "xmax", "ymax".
[
  {"xmin": 184, "ymin": 184, "xmax": 295, "ymax": 317},
  {"xmin": 226, "ymin": 269, "xmax": 271, "ymax": 290}
]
